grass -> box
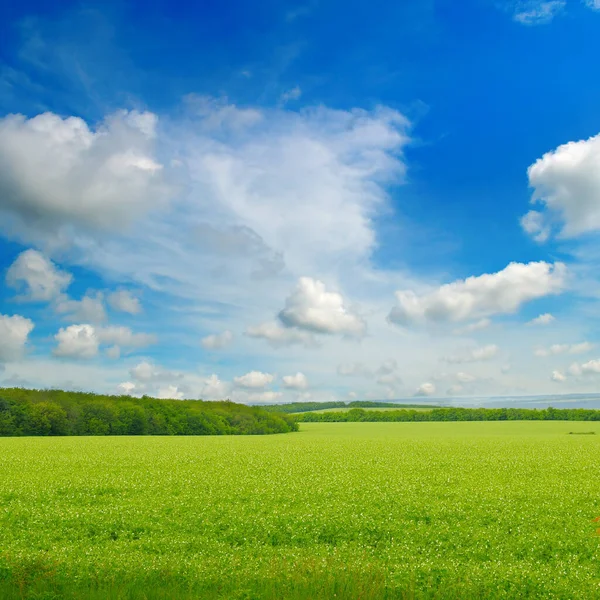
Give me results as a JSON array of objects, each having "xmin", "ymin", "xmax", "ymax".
[{"xmin": 1, "ymin": 421, "xmax": 599, "ymax": 598}]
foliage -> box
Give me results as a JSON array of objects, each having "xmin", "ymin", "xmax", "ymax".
[
  {"xmin": 261, "ymin": 401, "xmax": 437, "ymax": 414},
  {"xmin": 294, "ymin": 406, "xmax": 600, "ymax": 422},
  {"xmin": 0, "ymin": 388, "xmax": 297, "ymax": 437},
  {"xmin": 0, "ymin": 421, "xmax": 598, "ymax": 598}
]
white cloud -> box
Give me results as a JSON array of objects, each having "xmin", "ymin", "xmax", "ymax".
[
  {"xmin": 445, "ymin": 344, "xmax": 499, "ymax": 364},
  {"xmin": 156, "ymin": 385, "xmax": 184, "ymax": 400},
  {"xmin": 107, "ymin": 290, "xmax": 142, "ymax": 315},
  {"xmin": 245, "ymin": 321, "xmax": 318, "ymax": 348},
  {"xmin": 527, "ymin": 313, "xmax": 555, "ymax": 326},
  {"xmin": 6, "ymin": 249, "xmax": 72, "ymax": 301},
  {"xmin": 96, "ymin": 326, "xmax": 156, "ymax": 348},
  {"xmin": 456, "ymin": 372, "xmax": 476, "ymax": 384},
  {"xmin": 117, "ymin": 381, "xmax": 136, "ymax": 395},
  {"xmin": 569, "ymin": 359, "xmax": 600, "ymax": 376},
  {"xmin": 196, "ymin": 374, "xmax": 229, "ymax": 400},
  {"xmin": 415, "ymin": 382, "xmax": 436, "ymax": 397},
  {"xmin": 53, "ymin": 325, "xmax": 155, "ymax": 360},
  {"xmin": 520, "ymin": 210, "xmax": 550, "ymax": 243},
  {"xmin": 282, "ymin": 372, "xmax": 308, "ymax": 389},
  {"xmin": 513, "ymin": 1, "xmax": 565, "ymax": 25},
  {"xmin": 280, "ymin": 86, "xmax": 302, "ymax": 104},
  {"xmin": 248, "ymin": 391, "xmax": 283, "ymax": 403},
  {"xmin": 278, "ymin": 277, "xmax": 366, "ymax": 336},
  {"xmin": 534, "ymin": 342, "xmax": 593, "ymax": 357},
  {"xmin": 0, "ymin": 314, "xmax": 34, "ymax": 362},
  {"xmin": 233, "ymin": 370, "xmax": 275, "ymax": 389},
  {"xmin": 586, "ymin": 0, "xmax": 600, "ymax": 8},
  {"xmin": 522, "ymin": 132, "xmax": 600, "ymax": 239},
  {"xmin": 201, "ymin": 330, "xmax": 234, "ymax": 350},
  {"xmin": 389, "ymin": 262, "xmax": 565, "ymax": 325},
  {"xmin": 0, "ymin": 110, "xmax": 171, "ymax": 241},
  {"xmin": 129, "ymin": 361, "xmax": 179, "ymax": 382},
  {"xmin": 55, "ymin": 292, "xmax": 106, "ymax": 323},
  {"xmin": 53, "ymin": 324, "xmax": 99, "ymax": 359},
  {"xmin": 551, "ymin": 370, "xmax": 566, "ymax": 383},
  {"xmin": 453, "ymin": 318, "xmax": 491, "ymax": 335}
]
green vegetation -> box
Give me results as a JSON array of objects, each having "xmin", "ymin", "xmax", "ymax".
[
  {"xmin": 308, "ymin": 406, "xmax": 434, "ymax": 413},
  {"xmin": 1, "ymin": 421, "xmax": 599, "ymax": 599},
  {"xmin": 296, "ymin": 406, "xmax": 600, "ymax": 422},
  {"xmin": 0, "ymin": 388, "xmax": 297, "ymax": 436},
  {"xmin": 261, "ymin": 400, "xmax": 438, "ymax": 413}
]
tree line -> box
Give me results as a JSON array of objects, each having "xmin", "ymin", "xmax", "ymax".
[
  {"xmin": 295, "ymin": 406, "xmax": 600, "ymax": 422},
  {"xmin": 260, "ymin": 401, "xmax": 437, "ymax": 413},
  {"xmin": 0, "ymin": 388, "xmax": 298, "ymax": 436}
]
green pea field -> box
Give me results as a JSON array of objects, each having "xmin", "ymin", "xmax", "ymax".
[{"xmin": 1, "ymin": 422, "xmax": 599, "ymax": 599}]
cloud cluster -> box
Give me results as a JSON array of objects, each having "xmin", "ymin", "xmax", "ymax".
[
  {"xmin": 6, "ymin": 249, "xmax": 72, "ymax": 301},
  {"xmin": 534, "ymin": 342, "xmax": 593, "ymax": 357},
  {"xmin": 233, "ymin": 371, "xmax": 275, "ymax": 389},
  {"xmin": 0, "ymin": 314, "xmax": 34, "ymax": 362},
  {"xmin": 278, "ymin": 277, "xmax": 366, "ymax": 336},
  {"xmin": 53, "ymin": 324, "xmax": 156, "ymax": 359},
  {"xmin": 522, "ymin": 132, "xmax": 600, "ymax": 240},
  {"xmin": 0, "ymin": 110, "xmax": 171, "ymax": 242},
  {"xmin": 389, "ymin": 262, "xmax": 565, "ymax": 326}
]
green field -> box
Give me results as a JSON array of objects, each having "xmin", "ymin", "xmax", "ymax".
[{"xmin": 1, "ymin": 422, "xmax": 599, "ymax": 599}]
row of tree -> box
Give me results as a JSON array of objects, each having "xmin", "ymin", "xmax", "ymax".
[
  {"xmin": 261, "ymin": 401, "xmax": 437, "ymax": 413},
  {"xmin": 0, "ymin": 388, "xmax": 298, "ymax": 436},
  {"xmin": 295, "ymin": 407, "xmax": 600, "ymax": 422}
]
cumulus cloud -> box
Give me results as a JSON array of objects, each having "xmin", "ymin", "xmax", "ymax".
[
  {"xmin": 445, "ymin": 344, "xmax": 499, "ymax": 364},
  {"xmin": 201, "ymin": 330, "xmax": 234, "ymax": 350},
  {"xmin": 569, "ymin": 359, "xmax": 600, "ymax": 376},
  {"xmin": 97, "ymin": 326, "xmax": 156, "ymax": 348},
  {"xmin": 53, "ymin": 324, "xmax": 156, "ymax": 359},
  {"xmin": 108, "ymin": 290, "xmax": 142, "ymax": 315},
  {"xmin": 512, "ymin": 1, "xmax": 565, "ymax": 25},
  {"xmin": 53, "ymin": 324, "xmax": 99, "ymax": 359},
  {"xmin": 389, "ymin": 262, "xmax": 565, "ymax": 326},
  {"xmin": 156, "ymin": 385, "xmax": 184, "ymax": 400},
  {"xmin": 245, "ymin": 321, "xmax": 318, "ymax": 348},
  {"xmin": 415, "ymin": 382, "xmax": 436, "ymax": 397},
  {"xmin": 522, "ymin": 132, "xmax": 600, "ymax": 239},
  {"xmin": 55, "ymin": 292, "xmax": 106, "ymax": 323},
  {"xmin": 551, "ymin": 370, "xmax": 566, "ymax": 383},
  {"xmin": 282, "ymin": 372, "xmax": 308, "ymax": 389},
  {"xmin": 6, "ymin": 249, "xmax": 72, "ymax": 301},
  {"xmin": 117, "ymin": 381, "xmax": 136, "ymax": 395},
  {"xmin": 278, "ymin": 277, "xmax": 366, "ymax": 336},
  {"xmin": 527, "ymin": 313, "xmax": 555, "ymax": 326},
  {"xmin": 534, "ymin": 342, "xmax": 593, "ymax": 357},
  {"xmin": 129, "ymin": 361, "xmax": 179, "ymax": 382},
  {"xmin": 0, "ymin": 110, "xmax": 171, "ymax": 241},
  {"xmin": 233, "ymin": 371, "xmax": 275, "ymax": 389},
  {"xmin": 0, "ymin": 314, "xmax": 34, "ymax": 362}
]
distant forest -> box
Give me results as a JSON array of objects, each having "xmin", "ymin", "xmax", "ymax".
[
  {"xmin": 0, "ymin": 388, "xmax": 297, "ymax": 436},
  {"xmin": 295, "ymin": 407, "xmax": 600, "ymax": 422},
  {"xmin": 261, "ymin": 401, "xmax": 437, "ymax": 413}
]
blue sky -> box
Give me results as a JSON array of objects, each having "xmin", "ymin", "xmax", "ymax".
[{"xmin": 1, "ymin": 0, "xmax": 600, "ymax": 402}]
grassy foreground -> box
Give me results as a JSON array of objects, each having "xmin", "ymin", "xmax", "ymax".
[{"xmin": 1, "ymin": 422, "xmax": 599, "ymax": 599}]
